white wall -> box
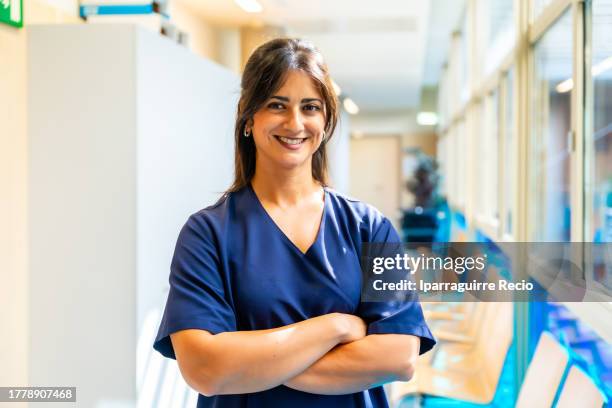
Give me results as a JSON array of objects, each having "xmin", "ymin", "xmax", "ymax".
[
  {"xmin": 0, "ymin": 0, "xmax": 81, "ymax": 396},
  {"xmin": 169, "ymin": 0, "xmax": 217, "ymax": 59},
  {"xmin": 28, "ymin": 24, "xmax": 139, "ymax": 407},
  {"xmin": 349, "ymin": 136, "xmax": 402, "ymax": 226},
  {"xmin": 0, "ymin": 21, "xmax": 29, "ymax": 395},
  {"xmin": 27, "ymin": 25, "xmax": 238, "ymax": 407},
  {"xmin": 136, "ymin": 27, "xmax": 238, "ymax": 335},
  {"xmin": 217, "ymin": 27, "xmax": 242, "ymax": 74}
]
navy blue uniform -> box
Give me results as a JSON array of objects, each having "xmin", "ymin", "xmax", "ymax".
[{"xmin": 154, "ymin": 184, "xmax": 435, "ymax": 407}]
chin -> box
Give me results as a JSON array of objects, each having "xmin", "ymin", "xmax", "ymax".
[{"xmin": 274, "ymin": 154, "xmax": 312, "ymax": 170}]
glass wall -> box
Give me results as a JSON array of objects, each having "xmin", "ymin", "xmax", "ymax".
[
  {"xmin": 434, "ymin": 0, "xmax": 612, "ymax": 402},
  {"xmin": 460, "ymin": 15, "xmax": 470, "ymax": 103},
  {"xmin": 483, "ymin": 90, "xmax": 500, "ymax": 222},
  {"xmin": 588, "ymin": 0, "xmax": 612, "ymax": 294},
  {"xmin": 438, "ymin": 67, "xmax": 449, "ymax": 130},
  {"xmin": 590, "ymin": 0, "xmax": 612, "ymax": 245},
  {"xmin": 488, "ymin": 0, "xmax": 515, "ymax": 43},
  {"xmin": 476, "ymin": 101, "xmax": 489, "ymax": 216},
  {"xmin": 503, "ymin": 69, "xmax": 516, "ymax": 237},
  {"xmin": 530, "ymin": 8, "xmax": 573, "ymax": 242},
  {"xmin": 456, "ymin": 120, "xmax": 467, "ymax": 209},
  {"xmin": 437, "ymin": 136, "xmax": 448, "ymax": 198},
  {"xmin": 484, "ymin": 0, "xmax": 516, "ymax": 74}
]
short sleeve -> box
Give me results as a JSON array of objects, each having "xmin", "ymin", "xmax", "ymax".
[
  {"xmin": 356, "ymin": 215, "xmax": 436, "ymax": 355},
  {"xmin": 153, "ymin": 214, "xmax": 237, "ymax": 359}
]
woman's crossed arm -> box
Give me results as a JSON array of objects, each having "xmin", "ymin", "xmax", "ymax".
[
  {"xmin": 170, "ymin": 312, "xmax": 365, "ymax": 396},
  {"xmin": 283, "ymin": 333, "xmax": 421, "ymax": 394}
]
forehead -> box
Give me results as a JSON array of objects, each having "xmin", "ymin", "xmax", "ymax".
[{"xmin": 274, "ymin": 70, "xmax": 322, "ymax": 98}]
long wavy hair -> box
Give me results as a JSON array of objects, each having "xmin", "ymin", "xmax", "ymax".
[{"xmin": 226, "ymin": 38, "xmax": 339, "ymax": 193}]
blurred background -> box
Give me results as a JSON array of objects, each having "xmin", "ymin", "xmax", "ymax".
[{"xmin": 1, "ymin": 0, "xmax": 611, "ymax": 406}]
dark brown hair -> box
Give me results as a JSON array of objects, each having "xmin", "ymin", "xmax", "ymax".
[{"xmin": 226, "ymin": 38, "xmax": 339, "ymax": 193}]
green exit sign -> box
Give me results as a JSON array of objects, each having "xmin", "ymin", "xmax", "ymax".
[{"xmin": 1, "ymin": 0, "xmax": 23, "ymax": 28}]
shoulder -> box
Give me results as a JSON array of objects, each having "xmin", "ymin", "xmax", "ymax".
[
  {"xmin": 325, "ymin": 187, "xmax": 397, "ymax": 242},
  {"xmin": 190, "ymin": 192, "xmax": 232, "ymax": 225},
  {"xmin": 180, "ymin": 188, "xmax": 247, "ymax": 242},
  {"xmin": 325, "ymin": 187, "xmax": 382, "ymax": 221}
]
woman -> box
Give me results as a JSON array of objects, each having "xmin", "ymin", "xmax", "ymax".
[{"xmin": 153, "ymin": 38, "xmax": 435, "ymax": 407}]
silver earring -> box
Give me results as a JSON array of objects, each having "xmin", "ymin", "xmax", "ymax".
[
  {"xmin": 322, "ymin": 131, "xmax": 326, "ymax": 140},
  {"xmin": 244, "ymin": 128, "xmax": 251, "ymax": 138}
]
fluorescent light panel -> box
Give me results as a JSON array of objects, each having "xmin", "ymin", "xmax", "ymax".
[
  {"xmin": 555, "ymin": 78, "xmax": 573, "ymax": 93},
  {"xmin": 234, "ymin": 0, "xmax": 262, "ymax": 13},
  {"xmin": 417, "ymin": 112, "xmax": 438, "ymax": 126},
  {"xmin": 592, "ymin": 56, "xmax": 612, "ymax": 77},
  {"xmin": 343, "ymin": 97, "xmax": 359, "ymax": 115},
  {"xmin": 556, "ymin": 55, "xmax": 612, "ymax": 93},
  {"xmin": 332, "ymin": 80, "xmax": 342, "ymax": 96}
]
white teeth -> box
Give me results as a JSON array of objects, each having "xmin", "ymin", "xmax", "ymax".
[{"xmin": 278, "ymin": 136, "xmax": 304, "ymax": 145}]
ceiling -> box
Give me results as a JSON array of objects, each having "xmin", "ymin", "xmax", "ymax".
[{"xmin": 177, "ymin": 0, "xmax": 465, "ymax": 113}]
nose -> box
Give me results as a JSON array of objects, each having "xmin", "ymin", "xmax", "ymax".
[{"xmin": 283, "ymin": 108, "xmax": 305, "ymax": 134}]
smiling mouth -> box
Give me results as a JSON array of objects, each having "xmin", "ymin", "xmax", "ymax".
[{"xmin": 275, "ymin": 136, "xmax": 307, "ymax": 145}]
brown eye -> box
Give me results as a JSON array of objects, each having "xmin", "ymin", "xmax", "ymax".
[
  {"xmin": 268, "ymin": 102, "xmax": 284, "ymax": 110},
  {"xmin": 303, "ymin": 104, "xmax": 321, "ymax": 112}
]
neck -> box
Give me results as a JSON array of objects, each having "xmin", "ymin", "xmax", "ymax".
[{"xmin": 251, "ymin": 159, "xmax": 322, "ymax": 207}]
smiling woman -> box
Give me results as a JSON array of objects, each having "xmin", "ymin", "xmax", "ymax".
[
  {"xmin": 249, "ymin": 70, "xmax": 327, "ymax": 170},
  {"xmin": 230, "ymin": 38, "xmax": 339, "ymax": 192},
  {"xmin": 153, "ymin": 38, "xmax": 435, "ymax": 408}
]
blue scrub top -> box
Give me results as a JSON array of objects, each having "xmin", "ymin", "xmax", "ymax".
[{"xmin": 154, "ymin": 184, "xmax": 435, "ymax": 408}]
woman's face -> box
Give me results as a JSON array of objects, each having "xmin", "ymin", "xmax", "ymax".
[{"xmin": 249, "ymin": 70, "xmax": 326, "ymax": 172}]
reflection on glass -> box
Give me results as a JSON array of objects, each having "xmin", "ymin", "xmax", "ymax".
[
  {"xmin": 475, "ymin": 93, "xmax": 499, "ymax": 223},
  {"xmin": 531, "ymin": 9, "xmax": 572, "ymax": 241},
  {"xmin": 438, "ymin": 72, "xmax": 448, "ymax": 129},
  {"xmin": 487, "ymin": 91, "xmax": 500, "ymax": 221},
  {"xmin": 591, "ymin": 0, "xmax": 612, "ymax": 245},
  {"xmin": 485, "ymin": 0, "xmax": 516, "ymax": 74},
  {"xmin": 476, "ymin": 102, "xmax": 489, "ymax": 216},
  {"xmin": 457, "ymin": 121, "xmax": 466, "ymax": 208},
  {"xmin": 438, "ymin": 137, "xmax": 447, "ymax": 197},
  {"xmin": 460, "ymin": 17, "xmax": 469, "ymax": 102},
  {"xmin": 503, "ymin": 69, "xmax": 515, "ymax": 236},
  {"xmin": 488, "ymin": 0, "xmax": 514, "ymax": 42},
  {"xmin": 447, "ymin": 128, "xmax": 456, "ymax": 204},
  {"xmin": 590, "ymin": 0, "xmax": 612, "ymax": 291}
]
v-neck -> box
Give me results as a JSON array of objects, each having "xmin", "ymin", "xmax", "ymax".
[{"xmin": 248, "ymin": 183, "xmax": 327, "ymax": 256}]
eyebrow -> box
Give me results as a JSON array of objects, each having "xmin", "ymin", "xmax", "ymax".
[{"xmin": 270, "ymin": 96, "xmax": 323, "ymax": 104}]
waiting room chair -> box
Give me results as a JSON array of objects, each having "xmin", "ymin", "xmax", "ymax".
[
  {"xmin": 556, "ymin": 366, "xmax": 606, "ymax": 408},
  {"xmin": 515, "ymin": 331, "xmax": 569, "ymax": 408}
]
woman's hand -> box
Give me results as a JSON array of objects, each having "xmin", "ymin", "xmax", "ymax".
[{"xmin": 333, "ymin": 313, "xmax": 367, "ymax": 344}]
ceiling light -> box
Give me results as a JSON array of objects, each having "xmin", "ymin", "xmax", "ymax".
[
  {"xmin": 332, "ymin": 80, "xmax": 342, "ymax": 96},
  {"xmin": 234, "ymin": 0, "xmax": 262, "ymax": 13},
  {"xmin": 417, "ymin": 112, "xmax": 438, "ymax": 126},
  {"xmin": 555, "ymin": 78, "xmax": 573, "ymax": 93},
  {"xmin": 343, "ymin": 97, "xmax": 359, "ymax": 115},
  {"xmin": 556, "ymin": 56, "xmax": 612, "ymax": 93},
  {"xmin": 592, "ymin": 56, "xmax": 612, "ymax": 77}
]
